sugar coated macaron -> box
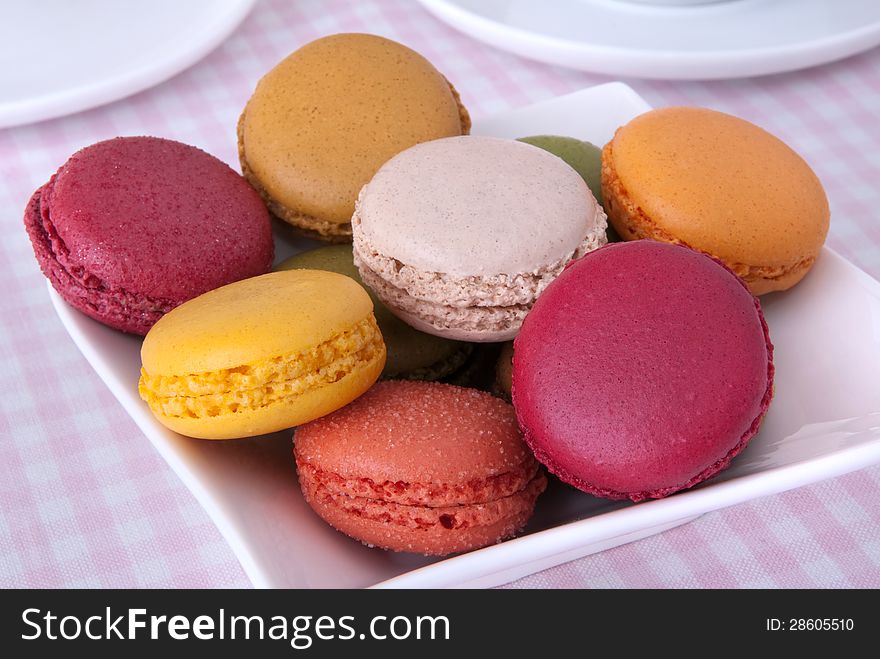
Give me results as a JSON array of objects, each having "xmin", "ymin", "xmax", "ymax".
[
  {"xmin": 24, "ymin": 136, "xmax": 273, "ymax": 335},
  {"xmin": 277, "ymin": 245, "xmax": 472, "ymax": 380},
  {"xmin": 602, "ymin": 107, "xmax": 830, "ymax": 294},
  {"xmin": 238, "ymin": 33, "xmax": 470, "ymax": 242},
  {"xmin": 295, "ymin": 381, "xmax": 547, "ymax": 556},
  {"xmin": 352, "ymin": 135, "xmax": 608, "ymax": 342},
  {"xmin": 513, "ymin": 241, "xmax": 774, "ymax": 502},
  {"xmin": 518, "ymin": 134, "xmax": 604, "ymax": 205},
  {"xmin": 139, "ymin": 270, "xmax": 385, "ymax": 439}
]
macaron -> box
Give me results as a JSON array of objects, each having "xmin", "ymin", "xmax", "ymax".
[
  {"xmin": 276, "ymin": 245, "xmax": 472, "ymax": 380},
  {"xmin": 517, "ymin": 135, "xmax": 603, "ymax": 205},
  {"xmin": 138, "ymin": 270, "xmax": 385, "ymax": 439},
  {"xmin": 352, "ymin": 135, "xmax": 608, "ymax": 342},
  {"xmin": 238, "ymin": 33, "xmax": 470, "ymax": 242},
  {"xmin": 24, "ymin": 136, "xmax": 273, "ymax": 335},
  {"xmin": 294, "ymin": 381, "xmax": 547, "ymax": 556},
  {"xmin": 513, "ymin": 241, "xmax": 774, "ymax": 502},
  {"xmin": 602, "ymin": 107, "xmax": 830, "ymax": 295},
  {"xmin": 494, "ymin": 341, "xmax": 514, "ymax": 400}
]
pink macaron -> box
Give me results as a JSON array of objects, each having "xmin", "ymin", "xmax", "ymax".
[
  {"xmin": 24, "ymin": 136, "xmax": 273, "ymax": 335},
  {"xmin": 512, "ymin": 241, "xmax": 774, "ymax": 502},
  {"xmin": 294, "ymin": 380, "xmax": 547, "ymax": 556},
  {"xmin": 352, "ymin": 135, "xmax": 607, "ymax": 342}
]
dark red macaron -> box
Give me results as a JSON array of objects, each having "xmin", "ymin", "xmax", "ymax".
[
  {"xmin": 512, "ymin": 241, "xmax": 774, "ymax": 502},
  {"xmin": 25, "ymin": 136, "xmax": 273, "ymax": 335}
]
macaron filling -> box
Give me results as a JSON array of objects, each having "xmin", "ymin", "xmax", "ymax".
[
  {"xmin": 298, "ymin": 457, "xmax": 541, "ymax": 507},
  {"xmin": 352, "ymin": 258, "xmax": 530, "ymax": 334},
  {"xmin": 139, "ymin": 316, "xmax": 383, "ymax": 420},
  {"xmin": 25, "ymin": 186, "xmax": 175, "ymax": 332},
  {"xmin": 298, "ymin": 465, "xmax": 547, "ymax": 533}
]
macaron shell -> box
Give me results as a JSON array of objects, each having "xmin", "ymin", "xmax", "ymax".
[
  {"xmin": 295, "ymin": 381, "xmax": 534, "ymax": 485},
  {"xmin": 373, "ymin": 296, "xmax": 522, "ymax": 343},
  {"xmin": 607, "ymin": 107, "xmax": 829, "ymax": 269},
  {"xmin": 141, "ymin": 270, "xmax": 373, "ymax": 376},
  {"xmin": 513, "ymin": 241, "xmax": 773, "ymax": 501},
  {"xmin": 240, "ymin": 33, "xmax": 466, "ymax": 225}
]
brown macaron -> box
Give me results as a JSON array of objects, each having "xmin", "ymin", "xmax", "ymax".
[
  {"xmin": 602, "ymin": 107, "xmax": 830, "ymax": 294},
  {"xmin": 238, "ymin": 33, "xmax": 470, "ymax": 242},
  {"xmin": 294, "ymin": 381, "xmax": 546, "ymax": 556}
]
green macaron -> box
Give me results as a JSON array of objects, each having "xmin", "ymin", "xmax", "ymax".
[
  {"xmin": 517, "ymin": 135, "xmax": 603, "ymax": 206},
  {"xmin": 276, "ymin": 245, "xmax": 472, "ymax": 380},
  {"xmin": 494, "ymin": 341, "xmax": 514, "ymax": 401}
]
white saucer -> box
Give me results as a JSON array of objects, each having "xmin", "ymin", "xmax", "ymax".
[
  {"xmin": 417, "ymin": 0, "xmax": 880, "ymax": 79},
  {"xmin": 0, "ymin": 0, "xmax": 255, "ymax": 129}
]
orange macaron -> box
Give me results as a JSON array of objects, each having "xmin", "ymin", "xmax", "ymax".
[{"xmin": 602, "ymin": 107, "xmax": 830, "ymax": 294}]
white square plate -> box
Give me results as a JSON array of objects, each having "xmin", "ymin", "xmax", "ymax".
[{"xmin": 49, "ymin": 83, "xmax": 880, "ymax": 588}]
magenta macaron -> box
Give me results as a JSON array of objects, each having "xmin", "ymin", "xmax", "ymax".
[
  {"xmin": 24, "ymin": 136, "xmax": 274, "ymax": 335},
  {"xmin": 512, "ymin": 241, "xmax": 774, "ymax": 502}
]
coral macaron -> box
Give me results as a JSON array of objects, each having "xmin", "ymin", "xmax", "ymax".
[
  {"xmin": 24, "ymin": 136, "xmax": 273, "ymax": 335},
  {"xmin": 602, "ymin": 107, "xmax": 829, "ymax": 294},
  {"xmin": 513, "ymin": 241, "xmax": 774, "ymax": 502},
  {"xmin": 295, "ymin": 381, "xmax": 547, "ymax": 556},
  {"xmin": 138, "ymin": 270, "xmax": 385, "ymax": 439}
]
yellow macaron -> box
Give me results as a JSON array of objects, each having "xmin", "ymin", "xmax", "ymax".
[
  {"xmin": 138, "ymin": 270, "xmax": 385, "ymax": 439},
  {"xmin": 238, "ymin": 33, "xmax": 470, "ymax": 242},
  {"xmin": 602, "ymin": 107, "xmax": 830, "ymax": 295}
]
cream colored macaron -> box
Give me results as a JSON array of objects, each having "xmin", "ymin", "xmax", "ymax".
[
  {"xmin": 238, "ymin": 33, "xmax": 470, "ymax": 242},
  {"xmin": 602, "ymin": 107, "xmax": 830, "ymax": 295},
  {"xmin": 352, "ymin": 136, "xmax": 608, "ymax": 342}
]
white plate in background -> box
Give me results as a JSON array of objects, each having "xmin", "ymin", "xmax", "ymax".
[
  {"xmin": 417, "ymin": 0, "xmax": 880, "ymax": 80},
  {"xmin": 0, "ymin": 0, "xmax": 256, "ymax": 128},
  {"xmin": 49, "ymin": 82, "xmax": 880, "ymax": 588}
]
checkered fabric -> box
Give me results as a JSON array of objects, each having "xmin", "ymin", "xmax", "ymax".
[{"xmin": 1, "ymin": 0, "xmax": 879, "ymax": 588}]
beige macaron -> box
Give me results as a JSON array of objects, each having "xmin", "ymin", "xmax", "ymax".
[
  {"xmin": 602, "ymin": 107, "xmax": 830, "ymax": 294},
  {"xmin": 238, "ymin": 33, "xmax": 470, "ymax": 242}
]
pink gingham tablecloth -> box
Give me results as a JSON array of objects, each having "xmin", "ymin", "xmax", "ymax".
[{"xmin": 1, "ymin": 0, "xmax": 879, "ymax": 589}]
